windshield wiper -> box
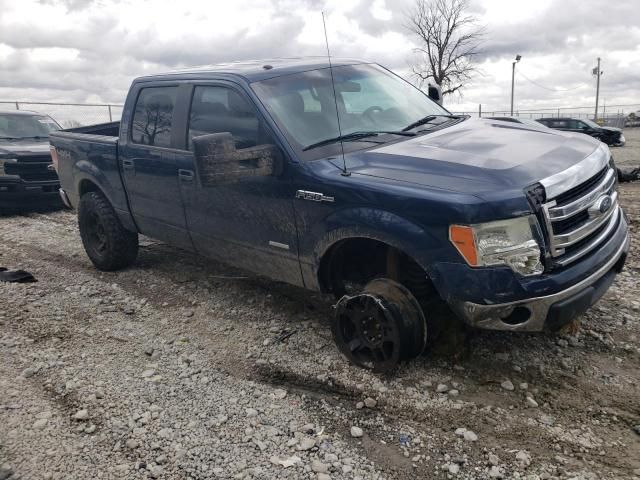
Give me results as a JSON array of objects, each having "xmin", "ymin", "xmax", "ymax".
[
  {"xmin": 402, "ymin": 114, "xmax": 462, "ymax": 132},
  {"xmin": 302, "ymin": 130, "xmax": 415, "ymax": 152},
  {"xmin": 0, "ymin": 136, "xmax": 20, "ymax": 140},
  {"xmin": 17, "ymin": 135, "xmax": 49, "ymax": 139}
]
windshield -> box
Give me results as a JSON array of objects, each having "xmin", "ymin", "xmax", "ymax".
[
  {"xmin": 581, "ymin": 118, "xmax": 601, "ymax": 129},
  {"xmin": 251, "ymin": 63, "xmax": 450, "ymax": 158},
  {"xmin": 0, "ymin": 114, "xmax": 61, "ymax": 139},
  {"xmin": 520, "ymin": 118, "xmax": 548, "ymax": 128}
]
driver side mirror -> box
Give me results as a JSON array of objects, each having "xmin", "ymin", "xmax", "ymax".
[
  {"xmin": 427, "ymin": 84, "xmax": 442, "ymax": 105},
  {"xmin": 192, "ymin": 132, "xmax": 282, "ymax": 186}
]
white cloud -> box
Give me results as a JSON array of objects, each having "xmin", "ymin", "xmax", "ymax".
[{"xmin": 0, "ymin": 0, "xmax": 638, "ymax": 120}]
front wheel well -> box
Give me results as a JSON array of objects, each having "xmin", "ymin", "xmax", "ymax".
[{"xmin": 318, "ymin": 237, "xmax": 438, "ymax": 303}]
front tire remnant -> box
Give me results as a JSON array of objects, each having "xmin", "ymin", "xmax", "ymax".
[{"xmin": 333, "ymin": 278, "xmax": 427, "ymax": 373}]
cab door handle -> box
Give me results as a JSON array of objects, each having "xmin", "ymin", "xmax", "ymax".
[{"xmin": 122, "ymin": 159, "xmax": 135, "ymax": 171}]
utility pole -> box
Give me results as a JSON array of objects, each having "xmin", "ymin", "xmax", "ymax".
[
  {"xmin": 510, "ymin": 55, "xmax": 521, "ymax": 116},
  {"xmin": 593, "ymin": 57, "xmax": 602, "ymax": 121}
]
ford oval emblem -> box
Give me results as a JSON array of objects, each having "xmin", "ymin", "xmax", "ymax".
[{"xmin": 589, "ymin": 194, "xmax": 613, "ymax": 217}]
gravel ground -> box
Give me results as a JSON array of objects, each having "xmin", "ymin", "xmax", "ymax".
[{"xmin": 1, "ymin": 129, "xmax": 639, "ymax": 480}]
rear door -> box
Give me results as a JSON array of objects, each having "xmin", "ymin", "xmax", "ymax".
[
  {"xmin": 119, "ymin": 83, "xmax": 193, "ymax": 250},
  {"xmin": 175, "ymin": 82, "xmax": 303, "ymax": 286}
]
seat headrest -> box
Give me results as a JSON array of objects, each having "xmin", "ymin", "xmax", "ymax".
[
  {"xmin": 227, "ymin": 91, "xmax": 253, "ymax": 116},
  {"xmin": 278, "ymin": 92, "xmax": 304, "ymax": 115}
]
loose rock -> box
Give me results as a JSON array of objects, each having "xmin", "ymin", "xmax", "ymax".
[
  {"xmin": 73, "ymin": 409, "xmax": 89, "ymax": 421},
  {"xmin": 463, "ymin": 430, "xmax": 478, "ymax": 442},
  {"xmin": 311, "ymin": 460, "xmax": 329, "ymax": 473},
  {"xmin": 297, "ymin": 437, "xmax": 316, "ymax": 451},
  {"xmin": 500, "ymin": 380, "xmax": 515, "ymax": 391},
  {"xmin": 516, "ymin": 450, "xmax": 531, "ymax": 467}
]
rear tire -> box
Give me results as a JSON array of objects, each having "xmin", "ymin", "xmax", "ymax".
[{"xmin": 78, "ymin": 191, "xmax": 138, "ymax": 271}]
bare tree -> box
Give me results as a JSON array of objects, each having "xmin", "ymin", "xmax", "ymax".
[
  {"xmin": 406, "ymin": 0, "xmax": 484, "ymax": 96},
  {"xmin": 62, "ymin": 119, "xmax": 83, "ymax": 129}
]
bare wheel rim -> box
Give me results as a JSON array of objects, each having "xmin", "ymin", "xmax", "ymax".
[
  {"xmin": 334, "ymin": 293, "xmax": 402, "ymax": 372},
  {"xmin": 86, "ymin": 211, "xmax": 108, "ymax": 255}
]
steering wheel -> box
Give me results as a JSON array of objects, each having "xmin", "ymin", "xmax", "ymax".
[{"xmin": 362, "ymin": 106, "xmax": 384, "ymax": 123}]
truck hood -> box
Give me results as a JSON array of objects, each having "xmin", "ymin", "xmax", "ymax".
[
  {"xmin": 339, "ymin": 118, "xmax": 601, "ymax": 198},
  {"xmin": 0, "ymin": 138, "xmax": 51, "ymax": 156}
]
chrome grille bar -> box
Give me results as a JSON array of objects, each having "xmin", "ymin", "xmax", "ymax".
[
  {"xmin": 547, "ymin": 168, "xmax": 616, "ymax": 221},
  {"xmin": 552, "ymin": 191, "xmax": 617, "ymax": 248},
  {"xmin": 540, "ymin": 143, "xmax": 610, "ymax": 199},
  {"xmin": 555, "ymin": 207, "xmax": 621, "ymax": 266}
]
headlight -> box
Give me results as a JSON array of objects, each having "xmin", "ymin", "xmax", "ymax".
[
  {"xmin": 449, "ymin": 215, "xmax": 544, "ymax": 276},
  {"xmin": 0, "ymin": 158, "xmax": 18, "ymax": 176}
]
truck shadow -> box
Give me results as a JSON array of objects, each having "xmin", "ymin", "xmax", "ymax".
[
  {"xmin": 0, "ymin": 203, "xmax": 66, "ymax": 217},
  {"xmin": 132, "ymin": 237, "xmax": 569, "ymax": 367}
]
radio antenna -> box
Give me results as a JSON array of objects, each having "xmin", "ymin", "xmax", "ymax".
[{"xmin": 322, "ymin": 11, "xmax": 349, "ymax": 176}]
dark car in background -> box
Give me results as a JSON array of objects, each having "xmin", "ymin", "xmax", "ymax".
[
  {"xmin": 0, "ymin": 110, "xmax": 62, "ymax": 210},
  {"xmin": 536, "ymin": 117, "xmax": 625, "ymax": 146}
]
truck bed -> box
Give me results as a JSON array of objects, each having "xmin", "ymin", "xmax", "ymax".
[
  {"xmin": 63, "ymin": 121, "xmax": 120, "ymax": 137},
  {"xmin": 49, "ymin": 125, "xmax": 130, "ymax": 225}
]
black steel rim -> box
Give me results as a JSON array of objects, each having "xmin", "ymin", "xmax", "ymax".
[
  {"xmin": 335, "ymin": 294, "xmax": 401, "ymax": 372},
  {"xmin": 86, "ymin": 211, "xmax": 108, "ymax": 256}
]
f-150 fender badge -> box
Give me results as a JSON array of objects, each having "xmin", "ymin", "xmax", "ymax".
[{"xmin": 295, "ymin": 190, "xmax": 335, "ymax": 203}]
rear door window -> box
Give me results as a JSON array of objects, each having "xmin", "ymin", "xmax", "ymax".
[{"xmin": 131, "ymin": 86, "xmax": 178, "ymax": 148}]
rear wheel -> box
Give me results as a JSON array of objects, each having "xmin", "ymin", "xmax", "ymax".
[
  {"xmin": 78, "ymin": 191, "xmax": 138, "ymax": 271},
  {"xmin": 333, "ymin": 278, "xmax": 427, "ymax": 373}
]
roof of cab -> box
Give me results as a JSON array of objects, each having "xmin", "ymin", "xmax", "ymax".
[{"xmin": 134, "ymin": 57, "xmax": 371, "ymax": 83}]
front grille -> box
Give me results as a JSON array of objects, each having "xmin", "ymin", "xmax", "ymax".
[
  {"xmin": 541, "ymin": 165, "xmax": 619, "ymax": 267},
  {"xmin": 4, "ymin": 154, "xmax": 57, "ymax": 183},
  {"xmin": 552, "ymin": 210, "xmax": 590, "ymax": 234},
  {"xmin": 553, "ymin": 167, "xmax": 608, "ymax": 206}
]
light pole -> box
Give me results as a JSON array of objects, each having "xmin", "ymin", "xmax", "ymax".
[
  {"xmin": 593, "ymin": 57, "xmax": 602, "ymax": 121},
  {"xmin": 510, "ymin": 54, "xmax": 521, "ymax": 116}
]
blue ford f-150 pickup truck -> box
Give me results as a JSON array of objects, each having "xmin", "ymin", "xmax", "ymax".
[{"xmin": 50, "ymin": 58, "xmax": 629, "ymax": 372}]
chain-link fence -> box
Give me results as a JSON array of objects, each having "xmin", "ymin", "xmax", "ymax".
[
  {"xmin": 0, "ymin": 101, "xmax": 124, "ymax": 128},
  {"xmin": 450, "ymin": 103, "xmax": 640, "ymax": 129},
  {"xmin": 3, "ymin": 99, "xmax": 640, "ymax": 129}
]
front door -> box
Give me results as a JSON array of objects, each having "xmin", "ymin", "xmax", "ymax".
[
  {"xmin": 119, "ymin": 84, "xmax": 193, "ymax": 249},
  {"xmin": 177, "ymin": 83, "xmax": 303, "ymax": 286}
]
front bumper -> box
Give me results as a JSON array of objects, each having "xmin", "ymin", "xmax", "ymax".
[
  {"xmin": 0, "ymin": 177, "xmax": 62, "ymax": 208},
  {"xmin": 455, "ymin": 232, "xmax": 629, "ymax": 332}
]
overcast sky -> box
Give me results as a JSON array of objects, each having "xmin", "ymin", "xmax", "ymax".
[{"xmin": 1, "ymin": 0, "xmax": 639, "ymax": 117}]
